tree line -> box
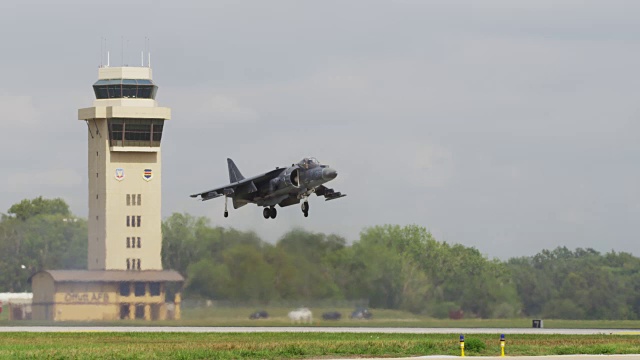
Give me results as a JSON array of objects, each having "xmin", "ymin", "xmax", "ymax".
[{"xmin": 1, "ymin": 197, "xmax": 640, "ymax": 320}]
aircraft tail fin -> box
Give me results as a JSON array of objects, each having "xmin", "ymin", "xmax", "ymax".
[{"xmin": 227, "ymin": 158, "xmax": 245, "ymax": 183}]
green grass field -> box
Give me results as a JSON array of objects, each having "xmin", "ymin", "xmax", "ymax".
[
  {"xmin": 0, "ymin": 332, "xmax": 639, "ymax": 359},
  {"xmin": 1, "ymin": 306, "xmax": 639, "ymax": 358},
  {"xmin": 176, "ymin": 306, "xmax": 640, "ymax": 329}
]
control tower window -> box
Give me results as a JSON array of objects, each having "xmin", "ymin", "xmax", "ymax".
[
  {"xmin": 108, "ymin": 118, "xmax": 165, "ymax": 147},
  {"xmin": 152, "ymin": 123, "xmax": 163, "ymax": 143},
  {"xmin": 93, "ymin": 79, "xmax": 158, "ymax": 100}
]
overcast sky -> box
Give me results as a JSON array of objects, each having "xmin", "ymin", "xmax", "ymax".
[{"xmin": 0, "ymin": 0, "xmax": 638, "ymax": 259}]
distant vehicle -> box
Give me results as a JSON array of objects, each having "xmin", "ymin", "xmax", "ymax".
[
  {"xmin": 322, "ymin": 311, "xmax": 342, "ymax": 320},
  {"xmin": 350, "ymin": 308, "xmax": 372, "ymax": 319},
  {"xmin": 288, "ymin": 307, "xmax": 313, "ymax": 324},
  {"xmin": 190, "ymin": 157, "xmax": 345, "ymax": 219},
  {"xmin": 249, "ymin": 310, "xmax": 269, "ymax": 319}
]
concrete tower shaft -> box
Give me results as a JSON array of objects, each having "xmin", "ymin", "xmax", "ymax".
[{"xmin": 78, "ymin": 66, "xmax": 171, "ymax": 271}]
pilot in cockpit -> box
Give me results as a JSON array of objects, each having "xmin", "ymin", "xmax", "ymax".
[{"xmin": 299, "ymin": 157, "xmax": 320, "ymax": 169}]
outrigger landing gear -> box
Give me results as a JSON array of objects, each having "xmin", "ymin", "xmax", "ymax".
[
  {"xmin": 301, "ymin": 201, "xmax": 309, "ymax": 217},
  {"xmin": 224, "ymin": 196, "xmax": 229, "ymax": 218},
  {"xmin": 263, "ymin": 206, "xmax": 277, "ymax": 219}
]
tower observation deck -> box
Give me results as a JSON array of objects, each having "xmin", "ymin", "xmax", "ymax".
[{"xmin": 78, "ymin": 66, "xmax": 171, "ymax": 271}]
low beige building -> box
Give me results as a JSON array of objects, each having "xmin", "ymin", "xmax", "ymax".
[{"xmin": 31, "ymin": 270, "xmax": 183, "ymax": 321}]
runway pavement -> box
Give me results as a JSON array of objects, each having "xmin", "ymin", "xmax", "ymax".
[
  {"xmin": 334, "ymin": 357, "xmax": 640, "ymax": 360},
  {"xmin": 0, "ymin": 326, "xmax": 637, "ymax": 334}
]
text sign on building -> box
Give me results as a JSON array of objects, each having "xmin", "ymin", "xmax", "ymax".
[{"xmin": 64, "ymin": 292, "xmax": 110, "ymax": 303}]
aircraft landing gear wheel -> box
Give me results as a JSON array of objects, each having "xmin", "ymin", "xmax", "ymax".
[
  {"xmin": 302, "ymin": 201, "xmax": 309, "ymax": 212},
  {"xmin": 270, "ymin": 207, "xmax": 277, "ymax": 219},
  {"xmin": 303, "ymin": 211, "xmax": 309, "ymax": 217},
  {"xmin": 224, "ymin": 211, "xmax": 229, "ymax": 218},
  {"xmin": 263, "ymin": 208, "xmax": 271, "ymax": 219}
]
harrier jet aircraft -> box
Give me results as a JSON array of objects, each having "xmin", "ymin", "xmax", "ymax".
[{"xmin": 190, "ymin": 157, "xmax": 345, "ymax": 219}]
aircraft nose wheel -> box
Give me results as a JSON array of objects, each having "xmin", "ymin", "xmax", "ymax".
[{"xmin": 263, "ymin": 208, "xmax": 270, "ymax": 219}]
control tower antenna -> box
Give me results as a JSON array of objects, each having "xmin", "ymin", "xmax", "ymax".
[
  {"xmin": 105, "ymin": 38, "xmax": 110, "ymax": 68},
  {"xmin": 100, "ymin": 37, "xmax": 109, "ymax": 68},
  {"xmin": 142, "ymin": 36, "xmax": 150, "ymax": 67}
]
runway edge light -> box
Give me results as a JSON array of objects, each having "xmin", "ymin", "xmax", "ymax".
[
  {"xmin": 500, "ymin": 334, "xmax": 505, "ymax": 357},
  {"xmin": 459, "ymin": 334, "xmax": 465, "ymax": 357}
]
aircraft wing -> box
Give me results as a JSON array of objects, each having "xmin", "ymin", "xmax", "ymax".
[
  {"xmin": 315, "ymin": 185, "xmax": 346, "ymax": 201},
  {"xmin": 190, "ymin": 168, "xmax": 284, "ymax": 201}
]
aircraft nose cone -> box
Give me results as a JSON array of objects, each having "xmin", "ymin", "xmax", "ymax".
[{"xmin": 322, "ymin": 167, "xmax": 338, "ymax": 180}]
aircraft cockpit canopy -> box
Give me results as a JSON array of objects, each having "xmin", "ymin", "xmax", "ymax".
[{"xmin": 298, "ymin": 157, "xmax": 320, "ymax": 169}]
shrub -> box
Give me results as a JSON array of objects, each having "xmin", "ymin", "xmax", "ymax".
[
  {"xmin": 492, "ymin": 302, "xmax": 517, "ymax": 318},
  {"xmin": 429, "ymin": 302, "xmax": 458, "ymax": 319},
  {"xmin": 464, "ymin": 338, "xmax": 486, "ymax": 352}
]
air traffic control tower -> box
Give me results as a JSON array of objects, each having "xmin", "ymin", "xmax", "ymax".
[
  {"xmin": 30, "ymin": 66, "xmax": 183, "ymax": 321},
  {"xmin": 78, "ymin": 66, "xmax": 169, "ymax": 271}
]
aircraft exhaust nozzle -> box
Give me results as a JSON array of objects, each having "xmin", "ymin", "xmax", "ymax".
[{"xmin": 322, "ymin": 167, "xmax": 338, "ymax": 180}]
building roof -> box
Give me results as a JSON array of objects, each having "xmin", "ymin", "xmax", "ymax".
[{"xmin": 32, "ymin": 270, "xmax": 184, "ymax": 283}]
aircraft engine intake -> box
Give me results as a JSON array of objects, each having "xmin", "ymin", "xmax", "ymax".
[{"xmin": 283, "ymin": 167, "xmax": 300, "ymax": 188}]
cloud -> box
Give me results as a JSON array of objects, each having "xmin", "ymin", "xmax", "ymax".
[
  {"xmin": 1, "ymin": 1, "xmax": 640, "ymax": 259},
  {"xmin": 162, "ymin": 89, "xmax": 260, "ymax": 130},
  {"xmin": 206, "ymin": 95, "xmax": 259, "ymax": 123},
  {"xmin": 4, "ymin": 169, "xmax": 83, "ymax": 191},
  {"xmin": 410, "ymin": 144, "xmax": 454, "ymax": 188},
  {"xmin": 0, "ymin": 94, "xmax": 40, "ymax": 128}
]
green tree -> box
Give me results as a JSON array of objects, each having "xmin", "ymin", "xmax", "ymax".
[
  {"xmin": 275, "ymin": 229, "xmax": 346, "ymax": 300},
  {"xmin": 161, "ymin": 213, "xmax": 210, "ymax": 275},
  {"xmin": 347, "ymin": 225, "xmax": 434, "ymax": 312},
  {"xmin": 0, "ymin": 197, "xmax": 86, "ymax": 292},
  {"xmin": 185, "ymin": 258, "xmax": 231, "ymax": 300},
  {"xmin": 7, "ymin": 196, "xmax": 70, "ymax": 221},
  {"xmin": 509, "ymin": 247, "xmax": 638, "ymax": 320}
]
